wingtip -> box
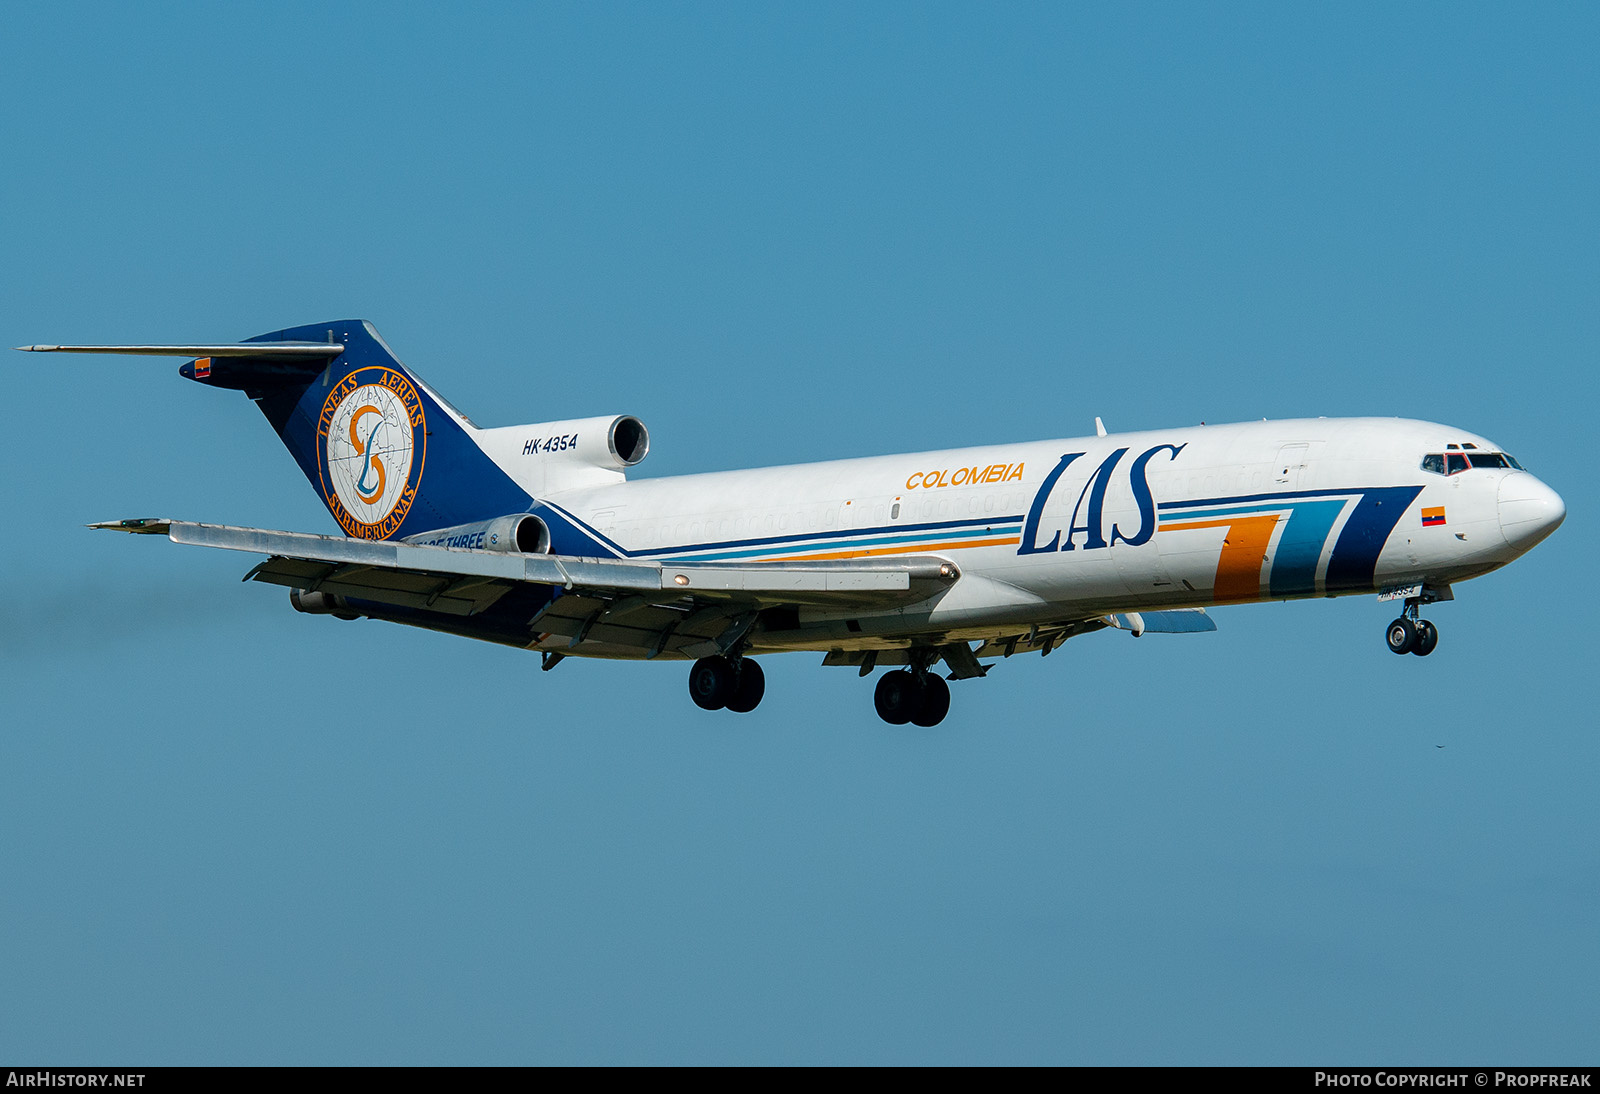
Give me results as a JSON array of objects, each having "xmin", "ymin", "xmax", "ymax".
[
  {"xmin": 88, "ymin": 518, "xmax": 173, "ymax": 535},
  {"xmin": 15, "ymin": 345, "xmax": 52, "ymax": 352}
]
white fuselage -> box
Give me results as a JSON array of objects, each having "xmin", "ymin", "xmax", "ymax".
[{"xmin": 518, "ymin": 417, "xmax": 1562, "ymax": 653}]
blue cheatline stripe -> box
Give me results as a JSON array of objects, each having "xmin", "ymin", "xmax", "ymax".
[
  {"xmin": 665, "ymin": 524, "xmax": 1024, "ymax": 563},
  {"xmin": 535, "ymin": 503, "xmax": 625, "ymax": 558},
  {"xmin": 537, "ymin": 499, "xmax": 1028, "ymax": 561},
  {"xmin": 1324, "ymin": 486, "xmax": 1423, "ymax": 592},
  {"xmin": 1160, "ymin": 488, "xmax": 1365, "ymax": 511}
]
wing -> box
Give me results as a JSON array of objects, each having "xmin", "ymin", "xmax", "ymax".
[{"xmin": 92, "ymin": 519, "xmax": 959, "ymax": 663}]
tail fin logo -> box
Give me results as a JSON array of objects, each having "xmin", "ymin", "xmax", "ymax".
[{"xmin": 317, "ymin": 366, "xmax": 427, "ymax": 539}]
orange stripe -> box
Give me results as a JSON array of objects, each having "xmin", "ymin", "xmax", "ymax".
[
  {"xmin": 1161, "ymin": 515, "xmax": 1280, "ymax": 602},
  {"xmin": 1161, "ymin": 518, "xmax": 1237, "ymax": 532},
  {"xmin": 766, "ymin": 535, "xmax": 1021, "ymax": 563}
]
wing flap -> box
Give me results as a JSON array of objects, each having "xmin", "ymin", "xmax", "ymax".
[
  {"xmin": 247, "ymin": 557, "xmax": 515, "ymax": 616},
  {"xmin": 528, "ymin": 593, "xmax": 752, "ymax": 659},
  {"xmin": 969, "ymin": 618, "xmax": 1111, "ymax": 659}
]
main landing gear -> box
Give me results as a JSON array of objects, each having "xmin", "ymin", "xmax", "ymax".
[
  {"xmin": 873, "ymin": 669, "xmax": 951, "ymax": 727},
  {"xmin": 688, "ymin": 652, "xmax": 956, "ymax": 725},
  {"xmin": 1386, "ymin": 600, "xmax": 1439, "ymax": 657},
  {"xmin": 688, "ymin": 654, "xmax": 766, "ymax": 713}
]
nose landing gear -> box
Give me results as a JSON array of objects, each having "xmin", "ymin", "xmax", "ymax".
[
  {"xmin": 1386, "ymin": 617, "xmax": 1417, "ymax": 654},
  {"xmin": 1386, "ymin": 599, "xmax": 1440, "ymax": 657}
]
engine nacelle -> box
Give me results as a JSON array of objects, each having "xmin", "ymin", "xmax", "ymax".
[
  {"xmin": 474, "ymin": 414, "xmax": 650, "ymax": 494},
  {"xmin": 289, "ymin": 589, "xmax": 359, "ymax": 620},
  {"xmin": 402, "ymin": 513, "xmax": 552, "ymax": 554}
]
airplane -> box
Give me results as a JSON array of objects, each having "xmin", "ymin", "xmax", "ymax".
[{"xmin": 20, "ymin": 320, "xmax": 1566, "ymax": 726}]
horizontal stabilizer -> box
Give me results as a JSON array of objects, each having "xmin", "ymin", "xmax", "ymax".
[{"xmin": 16, "ymin": 342, "xmax": 343, "ymax": 357}]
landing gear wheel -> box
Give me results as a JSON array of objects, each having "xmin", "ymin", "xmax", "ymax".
[
  {"xmin": 1412, "ymin": 620, "xmax": 1439, "ymax": 657},
  {"xmin": 1386, "ymin": 617, "xmax": 1418, "ymax": 655},
  {"xmin": 726, "ymin": 658, "xmax": 766, "ymax": 713},
  {"xmin": 689, "ymin": 655, "xmax": 738, "ymax": 710},
  {"xmin": 910, "ymin": 673, "xmax": 950, "ymax": 727},
  {"xmin": 873, "ymin": 670, "xmax": 921, "ymax": 725}
]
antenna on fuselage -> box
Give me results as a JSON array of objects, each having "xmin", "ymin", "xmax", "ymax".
[{"xmin": 1094, "ymin": 417, "xmax": 1107, "ymax": 437}]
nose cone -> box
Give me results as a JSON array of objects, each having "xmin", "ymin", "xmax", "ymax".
[{"xmin": 1498, "ymin": 473, "xmax": 1566, "ymax": 552}]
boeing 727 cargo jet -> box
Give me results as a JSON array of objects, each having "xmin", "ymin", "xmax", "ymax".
[{"xmin": 21, "ymin": 320, "xmax": 1566, "ymax": 726}]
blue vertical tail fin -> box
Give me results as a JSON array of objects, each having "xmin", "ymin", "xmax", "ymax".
[{"xmin": 186, "ymin": 320, "xmax": 532, "ymax": 539}]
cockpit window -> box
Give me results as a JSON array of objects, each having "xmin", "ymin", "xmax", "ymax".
[
  {"xmin": 1424, "ymin": 450, "xmax": 1524, "ymax": 475},
  {"xmin": 1427, "ymin": 447, "xmax": 1523, "ymax": 473}
]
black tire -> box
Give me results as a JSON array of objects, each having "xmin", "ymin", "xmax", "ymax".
[
  {"xmin": 726, "ymin": 658, "xmax": 766, "ymax": 713},
  {"xmin": 688, "ymin": 655, "xmax": 737, "ymax": 710},
  {"xmin": 1386, "ymin": 617, "xmax": 1417, "ymax": 655},
  {"xmin": 1412, "ymin": 620, "xmax": 1439, "ymax": 657},
  {"xmin": 911, "ymin": 673, "xmax": 950, "ymax": 727},
  {"xmin": 873, "ymin": 670, "xmax": 920, "ymax": 725}
]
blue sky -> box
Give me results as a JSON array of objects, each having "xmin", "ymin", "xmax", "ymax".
[{"xmin": 2, "ymin": 3, "xmax": 1595, "ymax": 1064}]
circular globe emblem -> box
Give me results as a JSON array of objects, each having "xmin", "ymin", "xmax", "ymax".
[{"xmin": 317, "ymin": 366, "xmax": 426, "ymax": 539}]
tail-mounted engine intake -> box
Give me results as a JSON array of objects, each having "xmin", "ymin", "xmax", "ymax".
[
  {"xmin": 401, "ymin": 513, "xmax": 552, "ymax": 554},
  {"xmin": 602, "ymin": 415, "xmax": 650, "ymax": 469},
  {"xmin": 474, "ymin": 414, "xmax": 650, "ymax": 495}
]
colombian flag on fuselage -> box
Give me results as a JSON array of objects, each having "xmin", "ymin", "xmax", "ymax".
[{"xmin": 1422, "ymin": 506, "xmax": 1446, "ymax": 527}]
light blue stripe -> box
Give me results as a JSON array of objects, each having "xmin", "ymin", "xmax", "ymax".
[
  {"xmin": 1269, "ymin": 499, "xmax": 1348, "ymax": 597},
  {"xmin": 1160, "ymin": 502, "xmax": 1295, "ymax": 523}
]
